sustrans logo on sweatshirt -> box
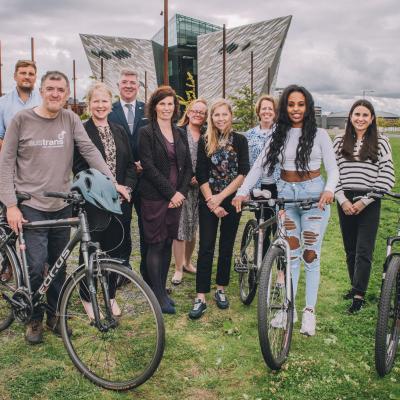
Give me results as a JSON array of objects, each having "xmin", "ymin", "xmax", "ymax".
[{"xmin": 29, "ymin": 131, "xmax": 66, "ymax": 148}]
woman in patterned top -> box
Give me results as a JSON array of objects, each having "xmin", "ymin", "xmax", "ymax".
[
  {"xmin": 171, "ymin": 99, "xmax": 208, "ymax": 285},
  {"xmin": 188, "ymin": 99, "xmax": 249, "ymax": 319},
  {"xmin": 334, "ymin": 99, "xmax": 395, "ymax": 313},
  {"xmin": 245, "ymin": 94, "xmax": 278, "ymax": 255},
  {"xmin": 73, "ymin": 82, "xmax": 137, "ymax": 319}
]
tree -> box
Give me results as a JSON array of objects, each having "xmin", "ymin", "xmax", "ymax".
[
  {"xmin": 177, "ymin": 72, "xmax": 197, "ymax": 112},
  {"xmin": 229, "ymin": 85, "xmax": 257, "ymax": 132}
]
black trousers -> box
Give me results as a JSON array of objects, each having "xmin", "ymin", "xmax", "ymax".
[
  {"xmin": 254, "ymin": 183, "xmax": 277, "ymax": 259},
  {"xmin": 21, "ymin": 205, "xmax": 72, "ymax": 321},
  {"xmin": 337, "ymin": 190, "xmax": 381, "ymax": 296},
  {"xmin": 196, "ymin": 197, "xmax": 241, "ymax": 293}
]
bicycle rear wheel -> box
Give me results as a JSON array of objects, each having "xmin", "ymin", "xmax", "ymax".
[
  {"xmin": 0, "ymin": 245, "xmax": 19, "ymax": 331},
  {"xmin": 257, "ymin": 245, "xmax": 293, "ymax": 370},
  {"xmin": 59, "ymin": 261, "xmax": 165, "ymax": 390},
  {"xmin": 375, "ymin": 255, "xmax": 400, "ymax": 376},
  {"xmin": 238, "ymin": 219, "xmax": 258, "ymax": 305}
]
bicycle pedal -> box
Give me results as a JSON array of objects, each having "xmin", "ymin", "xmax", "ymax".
[{"xmin": 234, "ymin": 262, "xmax": 249, "ymax": 273}]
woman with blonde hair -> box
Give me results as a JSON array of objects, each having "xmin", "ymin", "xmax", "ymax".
[
  {"xmin": 171, "ymin": 99, "xmax": 208, "ymax": 285},
  {"xmin": 73, "ymin": 82, "xmax": 136, "ymax": 318},
  {"xmin": 188, "ymin": 99, "xmax": 249, "ymax": 319}
]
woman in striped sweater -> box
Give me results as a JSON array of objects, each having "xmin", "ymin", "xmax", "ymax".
[{"xmin": 333, "ymin": 99, "xmax": 395, "ymax": 313}]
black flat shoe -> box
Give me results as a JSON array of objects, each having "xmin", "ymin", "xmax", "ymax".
[
  {"xmin": 348, "ymin": 297, "xmax": 365, "ymax": 314},
  {"xmin": 189, "ymin": 299, "xmax": 207, "ymax": 319},
  {"xmin": 214, "ymin": 290, "xmax": 229, "ymax": 310},
  {"xmin": 343, "ymin": 289, "xmax": 355, "ymax": 300}
]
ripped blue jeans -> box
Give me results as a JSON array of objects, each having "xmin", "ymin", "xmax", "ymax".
[{"xmin": 278, "ymin": 176, "xmax": 330, "ymax": 310}]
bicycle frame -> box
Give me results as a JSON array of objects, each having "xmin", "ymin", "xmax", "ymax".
[{"xmin": 1, "ymin": 203, "xmax": 114, "ymax": 328}]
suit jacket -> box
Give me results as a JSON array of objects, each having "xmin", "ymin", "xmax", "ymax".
[
  {"xmin": 73, "ymin": 118, "xmax": 137, "ymax": 190},
  {"xmin": 139, "ymin": 122, "xmax": 192, "ymax": 201},
  {"xmin": 108, "ymin": 100, "xmax": 147, "ymax": 162}
]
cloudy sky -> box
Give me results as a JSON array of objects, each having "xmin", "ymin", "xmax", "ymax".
[{"xmin": 1, "ymin": 0, "xmax": 399, "ymax": 114}]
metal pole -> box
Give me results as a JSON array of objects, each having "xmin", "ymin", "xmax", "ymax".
[
  {"xmin": 31, "ymin": 37, "xmax": 35, "ymax": 62},
  {"xmin": 73, "ymin": 60, "xmax": 77, "ymax": 113},
  {"xmin": 100, "ymin": 57, "xmax": 104, "ymax": 82},
  {"xmin": 222, "ymin": 24, "xmax": 226, "ymax": 98},
  {"xmin": 250, "ymin": 51, "xmax": 254, "ymax": 126},
  {"xmin": 163, "ymin": 0, "xmax": 169, "ymax": 85},
  {"xmin": 267, "ymin": 66, "xmax": 271, "ymax": 94},
  {"xmin": 0, "ymin": 40, "xmax": 2, "ymax": 97},
  {"xmin": 145, "ymin": 70, "xmax": 148, "ymax": 103}
]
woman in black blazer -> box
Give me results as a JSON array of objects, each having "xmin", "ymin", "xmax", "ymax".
[
  {"xmin": 73, "ymin": 82, "xmax": 137, "ymax": 318},
  {"xmin": 139, "ymin": 85, "xmax": 192, "ymax": 314}
]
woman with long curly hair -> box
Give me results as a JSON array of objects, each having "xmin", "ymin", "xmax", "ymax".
[
  {"xmin": 334, "ymin": 100, "xmax": 394, "ymax": 313},
  {"xmin": 189, "ymin": 99, "xmax": 249, "ymax": 319},
  {"xmin": 233, "ymin": 84, "xmax": 338, "ymax": 336}
]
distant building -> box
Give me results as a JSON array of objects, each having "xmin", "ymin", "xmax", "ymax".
[
  {"xmin": 80, "ymin": 14, "xmax": 292, "ymax": 102},
  {"xmin": 326, "ymin": 110, "xmax": 399, "ymax": 129},
  {"xmin": 64, "ymin": 98, "xmax": 87, "ymax": 116}
]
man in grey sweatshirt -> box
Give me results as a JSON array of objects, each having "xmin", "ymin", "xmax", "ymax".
[{"xmin": 0, "ymin": 71, "xmax": 129, "ymax": 344}]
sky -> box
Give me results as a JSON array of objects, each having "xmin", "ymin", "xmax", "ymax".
[{"xmin": 1, "ymin": 0, "xmax": 399, "ymax": 114}]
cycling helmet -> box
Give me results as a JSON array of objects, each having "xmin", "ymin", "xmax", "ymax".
[{"xmin": 71, "ymin": 169, "xmax": 122, "ymax": 215}]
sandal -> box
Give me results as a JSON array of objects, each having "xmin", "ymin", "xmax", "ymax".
[
  {"xmin": 183, "ymin": 264, "xmax": 197, "ymax": 274},
  {"xmin": 171, "ymin": 271, "xmax": 183, "ymax": 285}
]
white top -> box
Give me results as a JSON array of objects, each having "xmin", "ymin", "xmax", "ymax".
[
  {"xmin": 237, "ymin": 127, "xmax": 339, "ymax": 196},
  {"xmin": 333, "ymin": 134, "xmax": 395, "ymax": 206}
]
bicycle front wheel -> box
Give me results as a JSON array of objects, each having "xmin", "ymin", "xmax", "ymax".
[
  {"xmin": 375, "ymin": 255, "xmax": 400, "ymax": 376},
  {"xmin": 239, "ymin": 219, "xmax": 258, "ymax": 305},
  {"xmin": 59, "ymin": 261, "xmax": 165, "ymax": 390},
  {"xmin": 257, "ymin": 245, "xmax": 293, "ymax": 370},
  {"xmin": 0, "ymin": 245, "xmax": 20, "ymax": 331}
]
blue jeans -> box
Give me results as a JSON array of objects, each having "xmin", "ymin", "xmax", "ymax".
[{"xmin": 278, "ymin": 176, "xmax": 330, "ymax": 309}]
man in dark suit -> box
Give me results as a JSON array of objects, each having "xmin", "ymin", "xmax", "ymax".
[{"xmin": 108, "ymin": 69, "xmax": 149, "ymax": 283}]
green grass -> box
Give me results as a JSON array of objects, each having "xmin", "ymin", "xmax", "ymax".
[{"xmin": 1, "ymin": 139, "xmax": 400, "ymax": 400}]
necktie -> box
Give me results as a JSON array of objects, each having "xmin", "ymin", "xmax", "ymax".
[{"xmin": 125, "ymin": 103, "xmax": 134, "ymax": 134}]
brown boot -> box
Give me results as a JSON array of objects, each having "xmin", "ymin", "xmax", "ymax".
[{"xmin": 25, "ymin": 320, "xmax": 44, "ymax": 344}]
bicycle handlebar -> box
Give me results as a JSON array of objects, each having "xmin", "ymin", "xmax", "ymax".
[
  {"xmin": 353, "ymin": 190, "xmax": 400, "ymax": 201},
  {"xmin": 243, "ymin": 196, "xmax": 321, "ymax": 208},
  {"xmin": 44, "ymin": 191, "xmax": 84, "ymax": 203}
]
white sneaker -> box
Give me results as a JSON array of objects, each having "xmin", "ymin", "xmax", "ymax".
[
  {"xmin": 270, "ymin": 308, "xmax": 298, "ymax": 328},
  {"xmin": 300, "ymin": 308, "xmax": 316, "ymax": 336}
]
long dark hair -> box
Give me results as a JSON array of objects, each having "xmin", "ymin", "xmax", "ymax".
[
  {"xmin": 341, "ymin": 99, "xmax": 378, "ymax": 162},
  {"xmin": 265, "ymin": 84, "xmax": 317, "ymax": 175}
]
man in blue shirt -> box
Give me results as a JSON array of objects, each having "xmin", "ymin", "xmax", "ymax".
[{"xmin": 0, "ymin": 60, "xmax": 41, "ymax": 150}]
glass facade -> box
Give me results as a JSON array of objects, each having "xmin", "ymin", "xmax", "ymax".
[{"xmin": 152, "ymin": 14, "xmax": 220, "ymax": 98}]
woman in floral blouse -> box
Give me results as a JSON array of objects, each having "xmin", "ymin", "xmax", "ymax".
[{"xmin": 188, "ymin": 99, "xmax": 249, "ymax": 319}]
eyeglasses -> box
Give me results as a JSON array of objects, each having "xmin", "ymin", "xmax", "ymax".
[{"xmin": 190, "ymin": 110, "xmax": 206, "ymax": 116}]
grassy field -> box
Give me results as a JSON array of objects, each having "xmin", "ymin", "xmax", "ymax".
[{"xmin": 0, "ymin": 139, "xmax": 399, "ymax": 400}]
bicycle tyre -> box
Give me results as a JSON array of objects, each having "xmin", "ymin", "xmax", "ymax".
[
  {"xmin": 0, "ymin": 245, "xmax": 20, "ymax": 331},
  {"xmin": 59, "ymin": 261, "xmax": 165, "ymax": 390},
  {"xmin": 257, "ymin": 245, "xmax": 293, "ymax": 370},
  {"xmin": 375, "ymin": 255, "xmax": 400, "ymax": 376},
  {"xmin": 239, "ymin": 219, "xmax": 258, "ymax": 305}
]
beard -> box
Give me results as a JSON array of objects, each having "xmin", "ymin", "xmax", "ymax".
[{"xmin": 17, "ymin": 84, "xmax": 34, "ymax": 94}]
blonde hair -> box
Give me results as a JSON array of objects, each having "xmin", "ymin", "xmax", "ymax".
[
  {"xmin": 177, "ymin": 98, "xmax": 208, "ymax": 127},
  {"xmin": 255, "ymin": 94, "xmax": 278, "ymax": 121},
  {"xmin": 86, "ymin": 82, "xmax": 113, "ymax": 109},
  {"xmin": 204, "ymin": 99, "xmax": 233, "ymax": 156}
]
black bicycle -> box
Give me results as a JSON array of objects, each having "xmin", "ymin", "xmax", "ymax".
[
  {"xmin": 235, "ymin": 189, "xmax": 320, "ymax": 369},
  {"xmin": 0, "ymin": 191, "xmax": 165, "ymax": 390},
  {"xmin": 359, "ymin": 190, "xmax": 400, "ymax": 376}
]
